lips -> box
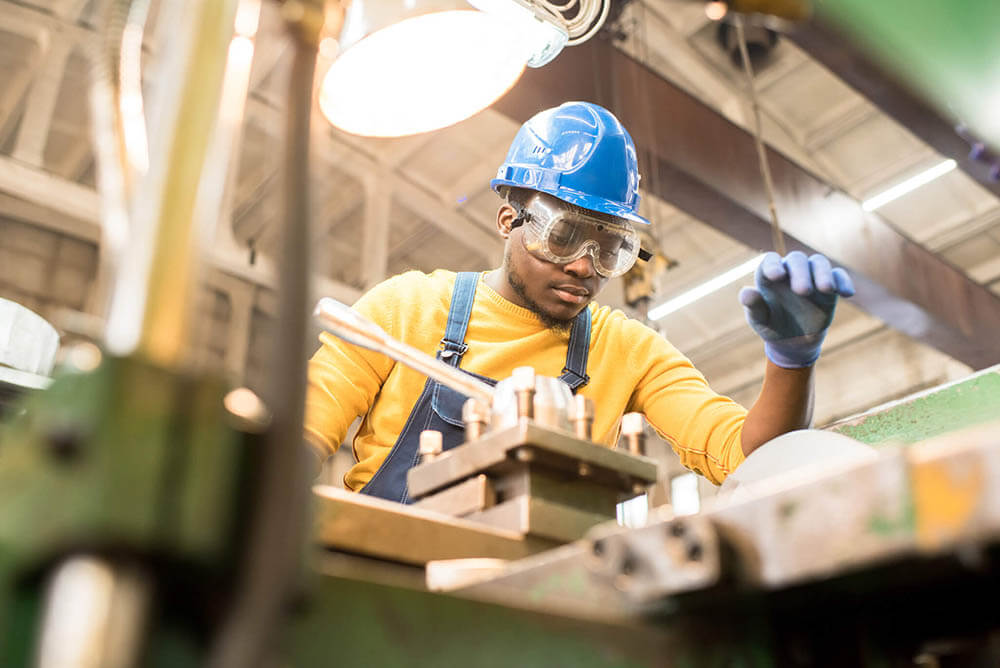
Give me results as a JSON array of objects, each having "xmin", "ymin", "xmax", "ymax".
[{"xmin": 551, "ymin": 284, "xmax": 591, "ymax": 304}]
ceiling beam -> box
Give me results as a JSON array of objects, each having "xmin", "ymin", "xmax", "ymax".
[
  {"xmin": 12, "ymin": 35, "xmax": 74, "ymax": 167},
  {"xmin": 0, "ymin": 155, "xmax": 101, "ymax": 232},
  {"xmin": 246, "ymin": 96, "xmax": 503, "ymax": 260},
  {"xmin": 360, "ymin": 172, "xmax": 391, "ymax": 289},
  {"xmin": 789, "ymin": 22, "xmax": 1000, "ymax": 199},
  {"xmin": 492, "ymin": 38, "xmax": 1000, "ymax": 368},
  {"xmin": 0, "ymin": 155, "xmax": 360, "ymax": 305}
]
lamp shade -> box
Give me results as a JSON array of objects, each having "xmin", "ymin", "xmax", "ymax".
[{"xmin": 319, "ymin": 0, "xmax": 532, "ymax": 137}]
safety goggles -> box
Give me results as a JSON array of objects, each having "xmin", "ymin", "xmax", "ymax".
[{"xmin": 515, "ymin": 195, "xmax": 648, "ymax": 278}]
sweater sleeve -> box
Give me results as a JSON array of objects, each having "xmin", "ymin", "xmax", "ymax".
[
  {"xmin": 624, "ymin": 319, "xmax": 747, "ymax": 484},
  {"xmin": 303, "ymin": 277, "xmax": 402, "ymax": 458}
]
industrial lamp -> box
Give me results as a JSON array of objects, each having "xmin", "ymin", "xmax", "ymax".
[{"xmin": 318, "ymin": 0, "xmax": 570, "ymax": 137}]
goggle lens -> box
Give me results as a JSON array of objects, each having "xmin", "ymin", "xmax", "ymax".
[{"xmin": 519, "ymin": 197, "xmax": 639, "ymax": 277}]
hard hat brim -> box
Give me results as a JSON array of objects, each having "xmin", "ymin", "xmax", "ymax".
[{"xmin": 491, "ymin": 178, "xmax": 650, "ymax": 226}]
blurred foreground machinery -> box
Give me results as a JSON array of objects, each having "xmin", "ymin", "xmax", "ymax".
[{"xmin": 2, "ymin": 0, "xmax": 1000, "ymax": 666}]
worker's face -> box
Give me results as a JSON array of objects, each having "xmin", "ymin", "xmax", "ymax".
[{"xmin": 498, "ymin": 203, "xmax": 610, "ymax": 329}]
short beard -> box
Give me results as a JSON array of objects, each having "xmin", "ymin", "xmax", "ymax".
[{"xmin": 506, "ymin": 247, "xmax": 574, "ymax": 333}]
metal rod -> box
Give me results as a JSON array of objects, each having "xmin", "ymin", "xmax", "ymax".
[
  {"xmin": 209, "ymin": 1, "xmax": 323, "ymax": 665},
  {"xmin": 314, "ymin": 297, "xmax": 495, "ymax": 405},
  {"xmin": 35, "ymin": 556, "xmax": 153, "ymax": 668},
  {"xmin": 103, "ymin": 0, "xmax": 239, "ymax": 363}
]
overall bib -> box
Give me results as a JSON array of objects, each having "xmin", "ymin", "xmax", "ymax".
[{"xmin": 359, "ymin": 272, "xmax": 592, "ymax": 504}]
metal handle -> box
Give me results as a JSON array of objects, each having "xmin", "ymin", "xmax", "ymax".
[{"xmin": 313, "ymin": 297, "xmax": 495, "ymax": 405}]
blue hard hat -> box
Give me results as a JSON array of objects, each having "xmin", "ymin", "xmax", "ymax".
[{"xmin": 491, "ymin": 101, "xmax": 649, "ymax": 226}]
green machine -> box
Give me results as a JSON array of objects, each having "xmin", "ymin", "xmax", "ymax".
[{"xmin": 2, "ymin": 0, "xmax": 1000, "ymax": 666}]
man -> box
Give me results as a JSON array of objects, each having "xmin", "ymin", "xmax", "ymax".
[{"xmin": 305, "ymin": 101, "xmax": 854, "ymax": 503}]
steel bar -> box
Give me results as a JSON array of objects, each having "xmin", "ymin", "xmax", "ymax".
[
  {"xmin": 493, "ymin": 38, "xmax": 1000, "ymax": 368},
  {"xmin": 407, "ymin": 419, "xmax": 658, "ymax": 499},
  {"xmin": 312, "ymin": 486, "xmax": 557, "ymax": 565},
  {"xmin": 314, "ymin": 297, "xmax": 495, "ymax": 405}
]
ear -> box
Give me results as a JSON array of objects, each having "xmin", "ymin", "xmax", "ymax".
[{"xmin": 496, "ymin": 204, "xmax": 517, "ymax": 239}]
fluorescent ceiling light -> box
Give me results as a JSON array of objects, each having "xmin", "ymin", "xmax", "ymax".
[
  {"xmin": 648, "ymin": 253, "xmax": 765, "ymax": 321},
  {"xmin": 861, "ymin": 159, "xmax": 957, "ymax": 212}
]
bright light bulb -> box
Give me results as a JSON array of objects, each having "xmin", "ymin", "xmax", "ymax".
[{"xmin": 319, "ymin": 10, "xmax": 528, "ymax": 137}]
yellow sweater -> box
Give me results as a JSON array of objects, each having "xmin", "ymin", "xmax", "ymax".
[{"xmin": 305, "ymin": 270, "xmax": 747, "ymax": 488}]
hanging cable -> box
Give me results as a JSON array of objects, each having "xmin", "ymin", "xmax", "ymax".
[{"xmin": 734, "ymin": 14, "xmax": 786, "ymax": 255}]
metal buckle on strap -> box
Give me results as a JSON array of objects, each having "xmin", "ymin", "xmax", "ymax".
[
  {"xmin": 560, "ymin": 367, "xmax": 590, "ymax": 386},
  {"xmin": 439, "ymin": 342, "xmax": 469, "ymax": 359}
]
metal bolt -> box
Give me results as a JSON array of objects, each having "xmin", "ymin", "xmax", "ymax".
[
  {"xmin": 577, "ymin": 461, "xmax": 592, "ymax": 477},
  {"xmin": 512, "ymin": 366, "xmax": 536, "ymax": 420},
  {"xmin": 568, "ymin": 395, "xmax": 595, "ymax": 441},
  {"xmin": 418, "ymin": 430, "xmax": 443, "ymax": 464},
  {"xmin": 64, "ymin": 342, "xmax": 103, "ymax": 373},
  {"xmin": 223, "ymin": 387, "xmax": 271, "ymax": 433},
  {"xmin": 462, "ymin": 398, "xmax": 490, "ymax": 441},
  {"xmin": 668, "ymin": 522, "xmax": 686, "ymax": 538},
  {"xmin": 515, "ymin": 447, "xmax": 534, "ymax": 463},
  {"xmin": 686, "ymin": 541, "xmax": 703, "ymax": 562},
  {"xmin": 621, "ymin": 412, "xmax": 646, "ymax": 456}
]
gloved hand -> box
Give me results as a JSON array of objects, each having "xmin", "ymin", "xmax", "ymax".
[{"xmin": 739, "ymin": 251, "xmax": 855, "ymax": 368}]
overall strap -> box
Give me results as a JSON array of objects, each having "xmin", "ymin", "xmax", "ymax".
[
  {"xmin": 559, "ymin": 307, "xmax": 592, "ymax": 391},
  {"xmin": 439, "ymin": 272, "xmax": 479, "ymax": 367}
]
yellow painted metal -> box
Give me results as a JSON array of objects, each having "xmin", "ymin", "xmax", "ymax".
[
  {"xmin": 908, "ymin": 422, "xmax": 1000, "ymax": 551},
  {"xmin": 138, "ymin": 0, "xmax": 240, "ymax": 366}
]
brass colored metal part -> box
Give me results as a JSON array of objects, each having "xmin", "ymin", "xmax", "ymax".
[
  {"xmin": 419, "ymin": 430, "xmax": 443, "ymax": 464},
  {"xmin": 414, "ymin": 475, "xmax": 496, "ymax": 517},
  {"xmin": 622, "ymin": 412, "xmax": 646, "ymax": 456},
  {"xmin": 513, "ymin": 366, "xmax": 536, "ymax": 420},
  {"xmin": 468, "ymin": 495, "xmax": 614, "ymax": 544},
  {"xmin": 492, "ymin": 468, "xmax": 621, "ymax": 517},
  {"xmin": 312, "ymin": 486, "xmax": 556, "ymax": 566},
  {"xmin": 462, "ymin": 398, "xmax": 490, "ymax": 441},
  {"xmin": 407, "ymin": 419, "xmax": 658, "ymax": 499},
  {"xmin": 569, "ymin": 395, "xmax": 595, "ymax": 441}
]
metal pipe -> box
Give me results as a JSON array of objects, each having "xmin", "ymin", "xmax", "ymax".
[
  {"xmin": 209, "ymin": 2, "xmax": 329, "ymax": 664},
  {"xmin": 314, "ymin": 297, "xmax": 495, "ymax": 405},
  {"xmin": 35, "ymin": 556, "xmax": 153, "ymax": 668},
  {"xmin": 104, "ymin": 0, "xmax": 239, "ymax": 364}
]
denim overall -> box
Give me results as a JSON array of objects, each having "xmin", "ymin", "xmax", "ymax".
[{"xmin": 359, "ymin": 272, "xmax": 592, "ymax": 504}]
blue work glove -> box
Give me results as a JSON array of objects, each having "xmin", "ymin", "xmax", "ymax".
[{"xmin": 739, "ymin": 251, "xmax": 855, "ymax": 368}]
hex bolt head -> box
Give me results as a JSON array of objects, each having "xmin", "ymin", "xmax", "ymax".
[
  {"xmin": 621, "ymin": 412, "xmax": 644, "ymax": 436},
  {"xmin": 419, "ymin": 430, "xmax": 443, "ymax": 463},
  {"xmin": 511, "ymin": 366, "xmax": 536, "ymax": 392}
]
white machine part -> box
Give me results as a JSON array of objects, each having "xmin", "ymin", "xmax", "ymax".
[
  {"xmin": 0, "ymin": 298, "xmax": 60, "ymax": 376},
  {"xmin": 716, "ymin": 429, "xmax": 878, "ymax": 505}
]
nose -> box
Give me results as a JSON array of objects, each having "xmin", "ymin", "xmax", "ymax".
[{"xmin": 563, "ymin": 252, "xmax": 597, "ymax": 278}]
